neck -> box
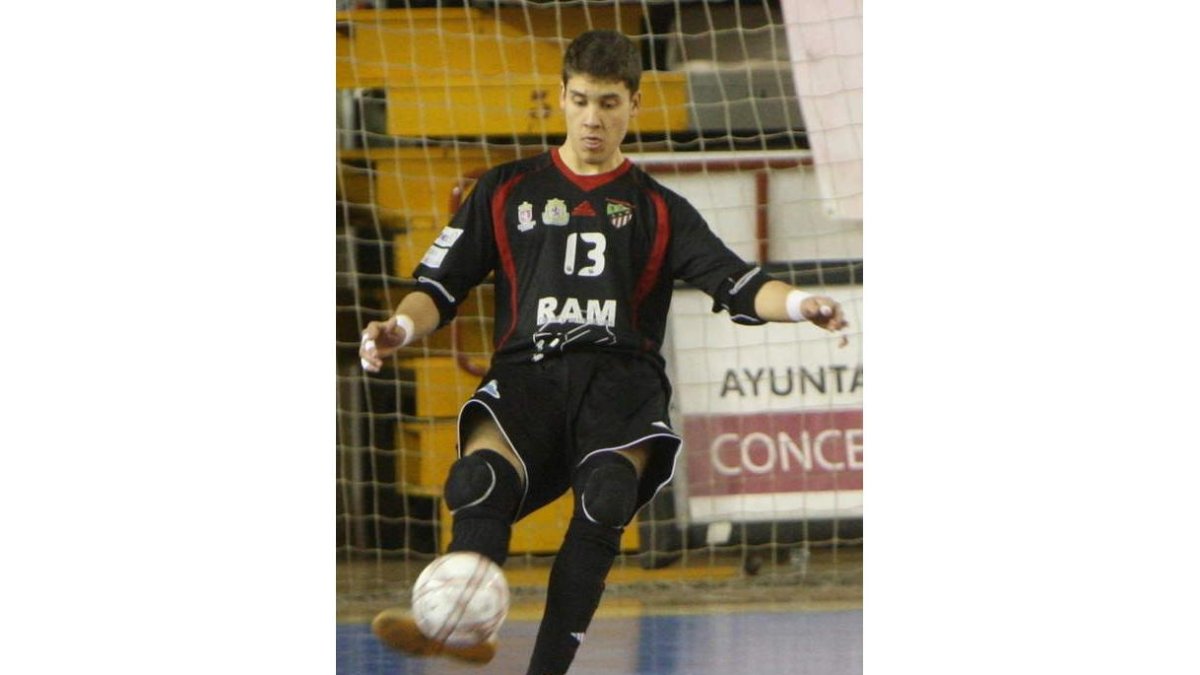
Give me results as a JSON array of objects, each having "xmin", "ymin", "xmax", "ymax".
[{"xmin": 557, "ymin": 143, "xmax": 625, "ymax": 176}]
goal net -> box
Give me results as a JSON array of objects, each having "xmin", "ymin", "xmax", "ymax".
[{"xmin": 336, "ymin": 0, "xmax": 862, "ymax": 624}]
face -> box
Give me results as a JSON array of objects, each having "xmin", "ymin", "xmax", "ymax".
[{"xmin": 560, "ymin": 74, "xmax": 640, "ymax": 172}]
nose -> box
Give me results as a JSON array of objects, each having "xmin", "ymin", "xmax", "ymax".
[{"xmin": 582, "ymin": 104, "xmax": 601, "ymax": 128}]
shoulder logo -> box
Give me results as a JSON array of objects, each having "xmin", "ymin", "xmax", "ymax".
[
  {"xmin": 605, "ymin": 198, "xmax": 634, "ymax": 229},
  {"xmin": 434, "ymin": 226, "xmax": 464, "ymax": 247},
  {"xmin": 419, "ymin": 245, "xmax": 448, "ymax": 269},
  {"xmin": 542, "ymin": 198, "xmax": 570, "ymax": 226},
  {"xmin": 517, "ymin": 201, "xmax": 537, "ymax": 232}
]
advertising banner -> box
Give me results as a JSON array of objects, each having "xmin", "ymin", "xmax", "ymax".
[{"xmin": 668, "ymin": 287, "xmax": 862, "ymax": 522}]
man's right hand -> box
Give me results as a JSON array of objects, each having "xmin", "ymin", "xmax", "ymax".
[{"xmin": 360, "ymin": 316, "xmax": 410, "ymax": 373}]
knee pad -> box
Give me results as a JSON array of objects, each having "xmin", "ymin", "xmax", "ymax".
[
  {"xmin": 444, "ymin": 449, "xmax": 522, "ymax": 520},
  {"xmin": 573, "ymin": 453, "xmax": 639, "ymax": 529}
]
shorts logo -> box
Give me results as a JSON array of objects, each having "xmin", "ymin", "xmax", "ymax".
[
  {"xmin": 542, "ymin": 198, "xmax": 570, "ymax": 226},
  {"xmin": 478, "ymin": 379, "xmax": 500, "ymax": 399},
  {"xmin": 606, "ymin": 199, "xmax": 633, "ymax": 229},
  {"xmin": 517, "ymin": 201, "xmax": 536, "ymax": 232}
]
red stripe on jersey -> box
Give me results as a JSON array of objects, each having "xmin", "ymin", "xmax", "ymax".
[
  {"xmin": 631, "ymin": 189, "xmax": 671, "ymax": 331},
  {"xmin": 551, "ymin": 147, "xmax": 632, "ymax": 192},
  {"xmin": 491, "ymin": 172, "xmax": 527, "ymax": 350}
]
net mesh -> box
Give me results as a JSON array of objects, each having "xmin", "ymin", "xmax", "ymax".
[{"xmin": 336, "ymin": 0, "xmax": 862, "ymax": 620}]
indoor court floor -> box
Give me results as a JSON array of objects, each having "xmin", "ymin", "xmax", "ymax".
[
  {"xmin": 337, "ymin": 549, "xmax": 862, "ymax": 675},
  {"xmin": 337, "ymin": 604, "xmax": 862, "ymax": 674}
]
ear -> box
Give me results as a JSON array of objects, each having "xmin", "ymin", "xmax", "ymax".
[
  {"xmin": 559, "ymin": 82, "xmax": 567, "ymax": 109},
  {"xmin": 629, "ymin": 90, "xmax": 641, "ymax": 118}
]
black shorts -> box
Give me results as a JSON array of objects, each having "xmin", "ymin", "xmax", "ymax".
[{"xmin": 456, "ymin": 351, "xmax": 682, "ymax": 524}]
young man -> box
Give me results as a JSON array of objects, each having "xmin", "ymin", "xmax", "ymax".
[{"xmin": 359, "ymin": 30, "xmax": 848, "ymax": 675}]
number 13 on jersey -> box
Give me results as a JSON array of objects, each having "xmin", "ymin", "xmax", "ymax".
[{"xmin": 562, "ymin": 232, "xmax": 606, "ymax": 277}]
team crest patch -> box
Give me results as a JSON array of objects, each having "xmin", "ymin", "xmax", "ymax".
[
  {"xmin": 517, "ymin": 201, "xmax": 536, "ymax": 232},
  {"xmin": 542, "ymin": 198, "xmax": 570, "ymax": 226},
  {"xmin": 606, "ymin": 199, "xmax": 633, "ymax": 229}
]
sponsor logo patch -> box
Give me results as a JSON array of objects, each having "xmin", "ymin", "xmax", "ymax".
[{"xmin": 536, "ymin": 296, "xmax": 617, "ymax": 328}]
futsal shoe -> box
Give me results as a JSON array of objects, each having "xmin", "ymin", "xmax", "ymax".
[{"xmin": 370, "ymin": 607, "xmax": 498, "ymax": 665}]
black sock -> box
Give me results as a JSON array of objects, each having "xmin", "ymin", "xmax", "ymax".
[{"xmin": 525, "ymin": 517, "xmax": 622, "ymax": 675}]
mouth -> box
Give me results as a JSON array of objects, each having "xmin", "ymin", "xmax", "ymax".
[{"xmin": 581, "ymin": 136, "xmax": 604, "ymax": 151}]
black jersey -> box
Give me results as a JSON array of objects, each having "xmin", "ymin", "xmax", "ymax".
[{"xmin": 413, "ymin": 148, "xmax": 771, "ymax": 366}]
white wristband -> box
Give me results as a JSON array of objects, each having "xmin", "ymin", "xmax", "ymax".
[
  {"xmin": 785, "ymin": 290, "xmax": 812, "ymax": 322},
  {"xmin": 394, "ymin": 313, "xmax": 416, "ymax": 347}
]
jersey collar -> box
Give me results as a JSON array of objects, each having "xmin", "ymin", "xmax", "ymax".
[{"xmin": 551, "ymin": 147, "xmax": 633, "ymax": 192}]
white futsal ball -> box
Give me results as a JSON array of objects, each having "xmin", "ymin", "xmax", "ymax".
[{"xmin": 411, "ymin": 552, "xmax": 510, "ymax": 647}]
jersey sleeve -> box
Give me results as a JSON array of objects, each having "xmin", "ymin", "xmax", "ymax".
[
  {"xmin": 666, "ymin": 191, "xmax": 772, "ymax": 325},
  {"xmin": 410, "ymin": 171, "xmax": 499, "ymax": 327}
]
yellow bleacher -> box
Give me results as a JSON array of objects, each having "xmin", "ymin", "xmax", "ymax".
[{"xmin": 335, "ymin": 7, "xmax": 687, "ymax": 136}]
